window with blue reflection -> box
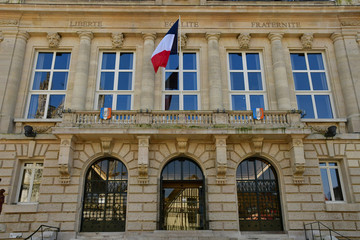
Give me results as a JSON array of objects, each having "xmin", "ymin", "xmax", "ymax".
[
  {"xmin": 165, "ymin": 95, "xmax": 179, "ymax": 110},
  {"xmin": 311, "ymin": 73, "xmax": 328, "ymax": 90},
  {"xmin": 293, "ymin": 73, "xmax": 310, "ymax": 90},
  {"xmin": 229, "ymin": 53, "xmax": 243, "ymax": 70},
  {"xmin": 183, "ymin": 73, "xmax": 197, "ymax": 90},
  {"xmin": 250, "ymin": 95, "xmax": 264, "ymax": 110},
  {"xmin": 165, "ymin": 54, "xmax": 179, "ymax": 70},
  {"xmin": 290, "ymin": 53, "xmax": 306, "ymax": 70},
  {"xmin": 119, "ymin": 53, "xmax": 133, "ymax": 70},
  {"xmin": 32, "ymin": 72, "xmax": 50, "ymax": 90},
  {"xmin": 27, "ymin": 95, "xmax": 47, "ymax": 119},
  {"xmin": 248, "ymin": 72, "xmax": 262, "ymax": 90},
  {"xmin": 116, "ymin": 95, "xmax": 131, "ymax": 110},
  {"xmin": 54, "ymin": 53, "xmax": 71, "ymax": 69},
  {"xmin": 320, "ymin": 169, "xmax": 332, "ymax": 201},
  {"xmin": 51, "ymin": 72, "xmax": 68, "ymax": 90},
  {"xmin": 308, "ymin": 53, "xmax": 324, "ymax": 70},
  {"xmin": 165, "ymin": 72, "xmax": 179, "ymax": 90},
  {"xmin": 100, "ymin": 72, "xmax": 115, "ymax": 90},
  {"xmin": 296, "ymin": 95, "xmax": 314, "ymax": 118},
  {"xmin": 246, "ymin": 53, "xmax": 260, "ymax": 70},
  {"xmin": 183, "ymin": 53, "xmax": 196, "ymax": 70},
  {"xmin": 320, "ymin": 162, "xmax": 344, "ymax": 202},
  {"xmin": 183, "ymin": 95, "xmax": 198, "ymax": 110},
  {"xmin": 230, "ymin": 72, "xmax": 245, "ymax": 90},
  {"xmin": 330, "ymin": 168, "xmax": 344, "ymax": 201},
  {"xmin": 98, "ymin": 95, "xmax": 113, "ymax": 109},
  {"xmin": 315, "ymin": 95, "xmax": 333, "ymax": 118},
  {"xmin": 36, "ymin": 53, "xmax": 53, "ymax": 69},
  {"xmin": 118, "ymin": 72, "xmax": 132, "ymax": 90},
  {"xmin": 232, "ymin": 95, "xmax": 246, "ymax": 110},
  {"xmin": 101, "ymin": 53, "xmax": 116, "ymax": 70},
  {"xmin": 47, "ymin": 95, "xmax": 65, "ymax": 118}
]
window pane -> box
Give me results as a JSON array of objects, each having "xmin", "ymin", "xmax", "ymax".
[
  {"xmin": 246, "ymin": 53, "xmax": 260, "ymax": 70},
  {"xmin": 230, "ymin": 72, "xmax": 245, "ymax": 90},
  {"xmin": 116, "ymin": 95, "xmax": 131, "ymax": 110},
  {"xmin": 99, "ymin": 72, "xmax": 115, "ymax": 90},
  {"xmin": 293, "ymin": 73, "xmax": 310, "ymax": 90},
  {"xmin": 250, "ymin": 95, "xmax": 265, "ymax": 110},
  {"xmin": 118, "ymin": 72, "xmax": 132, "ymax": 90},
  {"xmin": 98, "ymin": 95, "xmax": 113, "ymax": 109},
  {"xmin": 165, "ymin": 95, "xmax": 179, "ymax": 110},
  {"xmin": 315, "ymin": 95, "xmax": 333, "ymax": 119},
  {"xmin": 183, "ymin": 53, "xmax": 196, "ymax": 70},
  {"xmin": 330, "ymin": 169, "xmax": 344, "ymax": 201},
  {"xmin": 321, "ymin": 168, "xmax": 332, "ymax": 201},
  {"xmin": 165, "ymin": 72, "xmax": 179, "ymax": 90},
  {"xmin": 54, "ymin": 53, "xmax": 71, "ymax": 69},
  {"xmin": 102, "ymin": 53, "xmax": 116, "ymax": 69},
  {"xmin": 47, "ymin": 95, "xmax": 65, "ymax": 118},
  {"xmin": 290, "ymin": 53, "xmax": 306, "ymax": 70},
  {"xmin": 248, "ymin": 72, "xmax": 262, "ymax": 90},
  {"xmin": 229, "ymin": 53, "xmax": 243, "ymax": 70},
  {"xmin": 308, "ymin": 53, "xmax": 324, "ymax": 70},
  {"xmin": 296, "ymin": 95, "xmax": 314, "ymax": 118},
  {"xmin": 119, "ymin": 53, "xmax": 133, "ymax": 70},
  {"xmin": 33, "ymin": 72, "xmax": 50, "ymax": 90},
  {"xmin": 184, "ymin": 95, "xmax": 198, "ymax": 110},
  {"xmin": 183, "ymin": 72, "xmax": 197, "ymax": 90},
  {"xmin": 19, "ymin": 168, "xmax": 32, "ymax": 202},
  {"xmin": 311, "ymin": 73, "xmax": 328, "ymax": 90},
  {"xmin": 36, "ymin": 53, "xmax": 53, "ymax": 69},
  {"xmin": 27, "ymin": 95, "xmax": 46, "ymax": 119},
  {"xmin": 51, "ymin": 72, "xmax": 68, "ymax": 90},
  {"xmin": 166, "ymin": 54, "xmax": 179, "ymax": 70},
  {"xmin": 232, "ymin": 95, "xmax": 246, "ymax": 110}
]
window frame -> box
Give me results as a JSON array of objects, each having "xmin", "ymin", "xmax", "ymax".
[
  {"xmin": 227, "ymin": 52, "xmax": 267, "ymax": 111},
  {"xmin": 95, "ymin": 51, "xmax": 135, "ymax": 110},
  {"xmin": 16, "ymin": 161, "xmax": 43, "ymax": 204},
  {"xmin": 290, "ymin": 52, "xmax": 335, "ymax": 119},
  {"xmin": 25, "ymin": 51, "xmax": 71, "ymax": 119},
  {"xmin": 162, "ymin": 52, "xmax": 200, "ymax": 110},
  {"xmin": 319, "ymin": 161, "xmax": 346, "ymax": 203}
]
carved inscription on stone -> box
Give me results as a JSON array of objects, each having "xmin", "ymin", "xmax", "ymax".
[
  {"xmin": 341, "ymin": 21, "xmax": 360, "ymax": 26},
  {"xmin": 0, "ymin": 19, "xmax": 18, "ymax": 25},
  {"xmin": 165, "ymin": 21, "xmax": 199, "ymax": 28},
  {"xmin": 251, "ymin": 22, "xmax": 300, "ymax": 28},
  {"xmin": 70, "ymin": 21, "xmax": 103, "ymax": 28}
]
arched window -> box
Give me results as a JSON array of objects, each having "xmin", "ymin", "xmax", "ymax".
[
  {"xmin": 236, "ymin": 157, "xmax": 282, "ymax": 231},
  {"xmin": 160, "ymin": 158, "xmax": 206, "ymax": 230},
  {"xmin": 81, "ymin": 158, "xmax": 128, "ymax": 232}
]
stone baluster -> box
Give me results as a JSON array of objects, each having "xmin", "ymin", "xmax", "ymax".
[
  {"xmin": 331, "ymin": 33, "xmax": 360, "ymax": 132},
  {"xmin": 71, "ymin": 31, "xmax": 93, "ymax": 111},
  {"xmin": 206, "ymin": 33, "xmax": 223, "ymax": 110},
  {"xmin": 0, "ymin": 31, "xmax": 30, "ymax": 133},
  {"xmin": 268, "ymin": 33, "xmax": 291, "ymax": 110}
]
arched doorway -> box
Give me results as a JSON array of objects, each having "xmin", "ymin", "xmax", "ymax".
[
  {"xmin": 81, "ymin": 157, "xmax": 128, "ymax": 232},
  {"xmin": 160, "ymin": 157, "xmax": 206, "ymax": 230},
  {"xmin": 236, "ymin": 157, "xmax": 283, "ymax": 231}
]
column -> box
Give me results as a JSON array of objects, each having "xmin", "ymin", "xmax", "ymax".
[
  {"xmin": 0, "ymin": 31, "xmax": 30, "ymax": 133},
  {"xmin": 206, "ymin": 33, "xmax": 223, "ymax": 110},
  {"xmin": 140, "ymin": 33, "xmax": 156, "ymax": 110},
  {"xmin": 331, "ymin": 33, "xmax": 360, "ymax": 132},
  {"xmin": 71, "ymin": 31, "xmax": 93, "ymax": 111},
  {"xmin": 268, "ymin": 33, "xmax": 291, "ymax": 110}
]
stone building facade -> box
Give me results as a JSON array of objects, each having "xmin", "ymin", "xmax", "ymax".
[{"xmin": 0, "ymin": 0, "xmax": 360, "ymax": 239}]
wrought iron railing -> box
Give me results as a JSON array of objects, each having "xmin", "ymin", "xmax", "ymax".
[
  {"xmin": 304, "ymin": 221, "xmax": 351, "ymax": 240},
  {"xmin": 24, "ymin": 225, "xmax": 60, "ymax": 240}
]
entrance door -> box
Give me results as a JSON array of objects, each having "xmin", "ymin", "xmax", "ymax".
[
  {"xmin": 81, "ymin": 158, "xmax": 128, "ymax": 232},
  {"xmin": 236, "ymin": 158, "xmax": 282, "ymax": 231},
  {"xmin": 160, "ymin": 158, "xmax": 206, "ymax": 230}
]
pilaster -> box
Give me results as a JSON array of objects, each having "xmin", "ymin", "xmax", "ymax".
[
  {"xmin": 58, "ymin": 135, "xmax": 76, "ymax": 185},
  {"xmin": 137, "ymin": 136, "xmax": 150, "ymax": 184},
  {"xmin": 215, "ymin": 135, "xmax": 228, "ymax": 184},
  {"xmin": 289, "ymin": 136, "xmax": 305, "ymax": 184}
]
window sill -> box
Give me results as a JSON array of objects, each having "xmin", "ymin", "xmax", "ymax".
[
  {"xmin": 2, "ymin": 203, "xmax": 39, "ymax": 213},
  {"xmin": 325, "ymin": 202, "xmax": 360, "ymax": 212},
  {"xmin": 14, "ymin": 118, "xmax": 63, "ymax": 123},
  {"xmin": 301, "ymin": 118, "xmax": 347, "ymax": 123}
]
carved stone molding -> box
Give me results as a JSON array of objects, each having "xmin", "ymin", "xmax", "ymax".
[
  {"xmin": 341, "ymin": 21, "xmax": 360, "ymax": 26},
  {"xmin": 0, "ymin": 19, "xmax": 18, "ymax": 26},
  {"xmin": 58, "ymin": 135, "xmax": 76, "ymax": 185},
  {"xmin": 77, "ymin": 31, "xmax": 94, "ymax": 41},
  {"xmin": 47, "ymin": 32, "xmax": 61, "ymax": 48},
  {"xmin": 205, "ymin": 32, "xmax": 221, "ymax": 41},
  {"xmin": 100, "ymin": 137, "xmax": 112, "ymax": 153},
  {"xmin": 289, "ymin": 136, "xmax": 305, "ymax": 184},
  {"xmin": 180, "ymin": 33, "xmax": 188, "ymax": 48},
  {"xmin": 215, "ymin": 135, "xmax": 228, "ymax": 184},
  {"xmin": 238, "ymin": 33, "xmax": 251, "ymax": 49},
  {"xmin": 252, "ymin": 137, "xmax": 264, "ymax": 153},
  {"xmin": 268, "ymin": 32, "xmax": 283, "ymax": 42},
  {"xmin": 330, "ymin": 33, "xmax": 343, "ymax": 43},
  {"xmin": 177, "ymin": 137, "xmax": 188, "ymax": 153},
  {"xmin": 111, "ymin": 33, "xmax": 124, "ymax": 49},
  {"xmin": 137, "ymin": 136, "xmax": 150, "ymax": 184},
  {"xmin": 300, "ymin": 33, "xmax": 313, "ymax": 50},
  {"xmin": 142, "ymin": 32, "xmax": 156, "ymax": 41}
]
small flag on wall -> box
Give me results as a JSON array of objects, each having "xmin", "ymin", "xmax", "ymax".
[
  {"xmin": 253, "ymin": 108, "xmax": 264, "ymax": 120},
  {"xmin": 100, "ymin": 108, "xmax": 112, "ymax": 120}
]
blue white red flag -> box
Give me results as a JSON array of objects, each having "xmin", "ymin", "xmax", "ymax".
[
  {"xmin": 151, "ymin": 20, "xmax": 179, "ymax": 73},
  {"xmin": 253, "ymin": 108, "xmax": 264, "ymax": 120},
  {"xmin": 100, "ymin": 108, "xmax": 112, "ymax": 120}
]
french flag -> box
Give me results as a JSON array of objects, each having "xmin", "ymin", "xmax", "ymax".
[{"xmin": 151, "ymin": 20, "xmax": 179, "ymax": 73}]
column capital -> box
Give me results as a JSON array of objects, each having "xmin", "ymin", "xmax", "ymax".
[
  {"xmin": 77, "ymin": 31, "xmax": 93, "ymax": 40},
  {"xmin": 205, "ymin": 32, "xmax": 220, "ymax": 41},
  {"xmin": 268, "ymin": 32, "xmax": 283, "ymax": 42},
  {"xmin": 330, "ymin": 32, "xmax": 343, "ymax": 43},
  {"xmin": 17, "ymin": 31, "xmax": 30, "ymax": 41},
  {"xmin": 142, "ymin": 32, "xmax": 156, "ymax": 41}
]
